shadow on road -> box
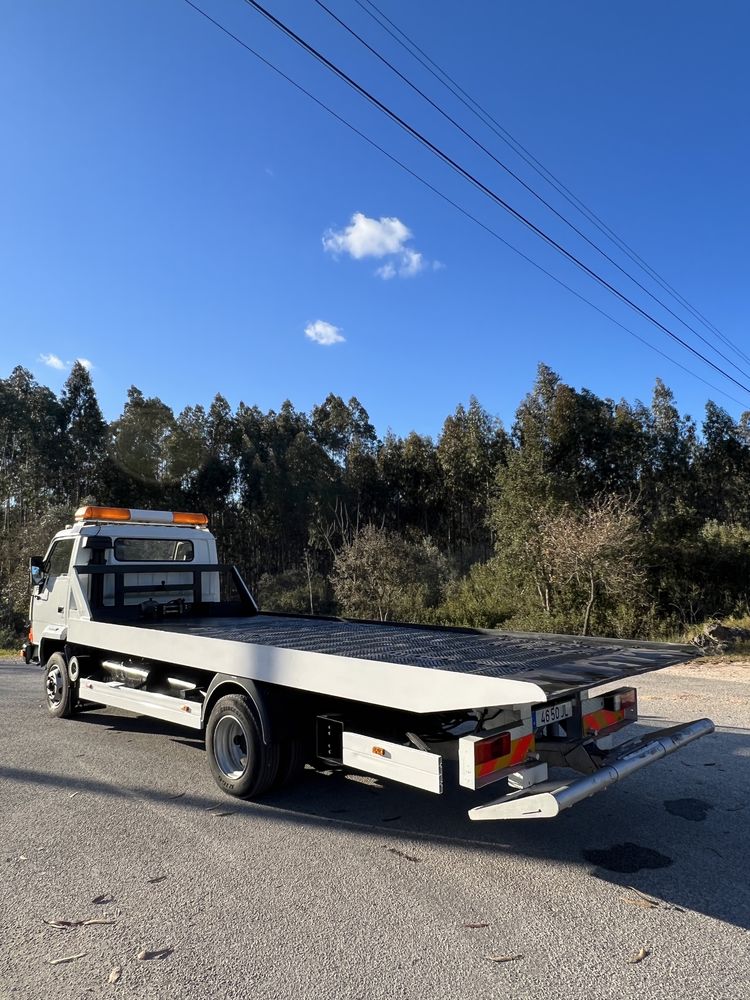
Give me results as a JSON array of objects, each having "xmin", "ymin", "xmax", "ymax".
[{"xmin": 2, "ymin": 703, "xmax": 748, "ymax": 932}]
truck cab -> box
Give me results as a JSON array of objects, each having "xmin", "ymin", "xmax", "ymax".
[{"xmin": 26, "ymin": 506, "xmax": 220, "ymax": 666}]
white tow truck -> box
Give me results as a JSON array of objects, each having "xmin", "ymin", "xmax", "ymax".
[{"xmin": 24, "ymin": 505, "xmax": 714, "ymax": 820}]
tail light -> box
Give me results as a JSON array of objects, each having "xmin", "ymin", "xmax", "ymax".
[
  {"xmin": 474, "ymin": 731, "xmax": 511, "ymax": 765},
  {"xmin": 582, "ymin": 687, "xmax": 637, "ymax": 737},
  {"xmin": 459, "ymin": 723, "xmax": 535, "ymax": 790}
]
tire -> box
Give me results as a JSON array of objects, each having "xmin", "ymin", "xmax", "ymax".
[
  {"xmin": 44, "ymin": 652, "xmax": 75, "ymax": 719},
  {"xmin": 206, "ymin": 693, "xmax": 280, "ymax": 798},
  {"xmin": 274, "ymin": 737, "xmax": 308, "ymax": 790}
]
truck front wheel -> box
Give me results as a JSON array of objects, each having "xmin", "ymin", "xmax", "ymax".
[
  {"xmin": 206, "ymin": 694, "xmax": 280, "ymax": 798},
  {"xmin": 44, "ymin": 652, "xmax": 75, "ymax": 719}
]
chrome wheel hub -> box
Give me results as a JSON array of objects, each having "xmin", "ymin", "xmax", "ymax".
[
  {"xmin": 46, "ymin": 664, "xmax": 64, "ymax": 707},
  {"xmin": 213, "ymin": 715, "xmax": 249, "ymax": 779}
]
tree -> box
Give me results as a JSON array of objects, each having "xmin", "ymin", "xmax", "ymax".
[
  {"xmin": 643, "ymin": 378, "xmax": 696, "ymax": 519},
  {"xmin": 695, "ymin": 402, "xmax": 750, "ymax": 524},
  {"xmin": 60, "ymin": 361, "xmax": 107, "ymax": 505},
  {"xmin": 108, "ymin": 387, "xmax": 177, "ymax": 506},
  {"xmin": 436, "ymin": 396, "xmax": 506, "ymax": 566},
  {"xmin": 489, "ymin": 448, "xmax": 568, "ymax": 618},
  {"xmin": 547, "ymin": 496, "xmax": 645, "ymax": 635}
]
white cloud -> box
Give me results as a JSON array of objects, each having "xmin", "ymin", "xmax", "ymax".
[
  {"xmin": 398, "ymin": 248, "xmax": 425, "ymax": 277},
  {"xmin": 323, "ymin": 212, "xmax": 440, "ymax": 279},
  {"xmin": 375, "ymin": 261, "xmax": 396, "ymax": 280},
  {"xmin": 323, "ymin": 212, "xmax": 411, "ymax": 259},
  {"xmin": 376, "ymin": 249, "xmax": 428, "ymax": 280},
  {"xmin": 304, "ymin": 320, "xmax": 345, "ymax": 346},
  {"xmin": 39, "ymin": 353, "xmax": 66, "ymax": 370},
  {"xmin": 38, "ymin": 354, "xmax": 96, "ymax": 373}
]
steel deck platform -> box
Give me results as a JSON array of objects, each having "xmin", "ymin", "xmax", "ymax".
[
  {"xmin": 69, "ymin": 612, "xmax": 698, "ymax": 713},
  {"xmin": 138, "ymin": 614, "xmax": 697, "ymax": 696}
]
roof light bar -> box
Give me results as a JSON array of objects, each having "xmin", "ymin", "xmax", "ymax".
[
  {"xmin": 74, "ymin": 506, "xmax": 208, "ymax": 527},
  {"xmin": 75, "ymin": 506, "xmax": 131, "ymax": 522},
  {"xmin": 173, "ymin": 511, "xmax": 210, "ymax": 526}
]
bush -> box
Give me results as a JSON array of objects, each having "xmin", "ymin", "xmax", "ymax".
[
  {"xmin": 332, "ymin": 524, "xmax": 448, "ymax": 622},
  {"xmin": 438, "ymin": 557, "xmax": 515, "ymax": 628},
  {"xmin": 256, "ymin": 566, "xmax": 334, "ymax": 616}
]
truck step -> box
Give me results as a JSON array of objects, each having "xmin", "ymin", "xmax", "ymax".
[{"xmin": 79, "ymin": 679, "xmax": 203, "ymax": 730}]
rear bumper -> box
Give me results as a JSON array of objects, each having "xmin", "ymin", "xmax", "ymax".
[{"xmin": 468, "ymin": 717, "xmax": 715, "ymax": 820}]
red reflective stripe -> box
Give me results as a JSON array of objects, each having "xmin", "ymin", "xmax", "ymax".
[
  {"xmin": 583, "ymin": 708, "xmax": 624, "ymax": 733},
  {"xmin": 475, "ymin": 732, "xmax": 535, "ymax": 778}
]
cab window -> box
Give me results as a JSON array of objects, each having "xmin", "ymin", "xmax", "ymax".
[
  {"xmin": 113, "ymin": 538, "xmax": 194, "ymax": 562},
  {"xmin": 45, "ymin": 539, "xmax": 75, "ymax": 577}
]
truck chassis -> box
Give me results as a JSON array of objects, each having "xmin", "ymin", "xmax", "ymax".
[{"xmin": 27, "ymin": 507, "xmax": 714, "ymax": 820}]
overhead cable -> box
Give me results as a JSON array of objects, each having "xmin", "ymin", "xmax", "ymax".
[
  {"xmin": 356, "ymin": 0, "xmax": 750, "ymax": 369},
  {"xmin": 314, "ymin": 0, "xmax": 750, "ymax": 382},
  {"xmin": 230, "ymin": 0, "xmax": 750, "ymax": 396},
  {"xmin": 180, "ymin": 0, "xmax": 745, "ymax": 406}
]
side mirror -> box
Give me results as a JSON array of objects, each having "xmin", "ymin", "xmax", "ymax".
[{"xmin": 29, "ymin": 556, "xmax": 45, "ymax": 588}]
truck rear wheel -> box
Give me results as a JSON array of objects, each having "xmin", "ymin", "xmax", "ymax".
[
  {"xmin": 274, "ymin": 737, "xmax": 308, "ymax": 790},
  {"xmin": 206, "ymin": 693, "xmax": 280, "ymax": 798},
  {"xmin": 44, "ymin": 652, "xmax": 75, "ymax": 719}
]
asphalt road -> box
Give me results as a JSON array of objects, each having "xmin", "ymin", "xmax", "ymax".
[{"xmin": 1, "ymin": 658, "xmax": 748, "ymax": 1000}]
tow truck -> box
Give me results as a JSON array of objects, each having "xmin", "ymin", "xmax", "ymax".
[{"xmin": 24, "ymin": 505, "xmax": 714, "ymax": 820}]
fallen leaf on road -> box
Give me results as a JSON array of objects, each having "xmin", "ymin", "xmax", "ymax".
[
  {"xmin": 385, "ymin": 847, "xmax": 421, "ymax": 863},
  {"xmin": 108, "ymin": 966, "xmax": 121, "ymax": 984},
  {"xmin": 629, "ymin": 947, "xmax": 651, "ymax": 964},
  {"xmin": 68, "ymin": 791, "xmax": 80, "ymax": 798},
  {"xmin": 82, "ymin": 917, "xmax": 116, "ymax": 926},
  {"xmin": 464, "ymin": 922, "xmax": 490, "ymax": 929},
  {"xmin": 137, "ymin": 947, "xmax": 173, "ymax": 961},
  {"xmin": 622, "ymin": 896, "xmax": 659, "ymax": 909},
  {"xmin": 43, "ymin": 919, "xmax": 83, "ymax": 929},
  {"xmin": 166, "ymin": 791, "xmax": 185, "ymax": 800},
  {"xmin": 146, "ymin": 875, "xmax": 168, "ymax": 884},
  {"xmin": 211, "ymin": 810, "xmax": 235, "ymax": 817},
  {"xmin": 92, "ymin": 894, "xmax": 114, "ymax": 905},
  {"xmin": 626, "ymin": 886, "xmax": 661, "ymax": 905},
  {"xmin": 486, "ymin": 954, "xmax": 523, "ymax": 963},
  {"xmin": 48, "ymin": 952, "xmax": 87, "ymax": 966}
]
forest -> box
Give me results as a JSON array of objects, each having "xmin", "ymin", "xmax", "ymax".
[{"xmin": 2, "ymin": 360, "xmax": 750, "ymax": 646}]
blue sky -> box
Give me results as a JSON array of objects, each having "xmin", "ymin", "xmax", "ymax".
[{"xmin": 2, "ymin": 0, "xmax": 748, "ymax": 436}]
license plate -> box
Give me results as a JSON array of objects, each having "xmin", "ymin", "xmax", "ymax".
[{"xmin": 533, "ymin": 699, "xmax": 575, "ymax": 729}]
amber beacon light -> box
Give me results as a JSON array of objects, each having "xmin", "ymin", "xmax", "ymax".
[{"xmin": 74, "ymin": 506, "xmax": 208, "ymax": 526}]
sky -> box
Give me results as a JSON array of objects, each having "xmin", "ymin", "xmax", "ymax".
[{"xmin": 2, "ymin": 0, "xmax": 749, "ymax": 437}]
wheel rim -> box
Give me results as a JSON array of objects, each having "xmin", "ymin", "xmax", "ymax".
[
  {"xmin": 46, "ymin": 664, "xmax": 64, "ymax": 708},
  {"xmin": 213, "ymin": 715, "xmax": 249, "ymax": 779}
]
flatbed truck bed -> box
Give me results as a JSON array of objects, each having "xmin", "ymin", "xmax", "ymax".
[{"xmin": 71, "ymin": 612, "xmax": 699, "ymax": 712}]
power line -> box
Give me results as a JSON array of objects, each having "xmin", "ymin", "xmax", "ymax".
[
  {"xmin": 313, "ymin": 0, "xmax": 750, "ymax": 383},
  {"xmin": 356, "ymin": 0, "xmax": 750, "ymax": 370},
  {"xmin": 232, "ymin": 0, "xmax": 750, "ymax": 397},
  {"xmin": 179, "ymin": 0, "xmax": 744, "ymax": 408}
]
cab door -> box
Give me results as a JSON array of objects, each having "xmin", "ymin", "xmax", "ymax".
[{"xmin": 32, "ymin": 538, "xmax": 75, "ymax": 637}]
